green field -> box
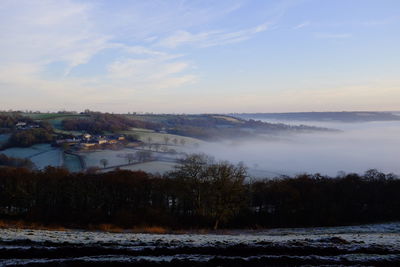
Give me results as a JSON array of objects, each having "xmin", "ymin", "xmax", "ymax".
[
  {"xmin": 119, "ymin": 128, "xmax": 202, "ymax": 145},
  {"xmin": 23, "ymin": 113, "xmax": 86, "ymax": 120},
  {"xmin": 23, "ymin": 113, "xmax": 89, "ymax": 130},
  {"xmin": 53, "ymin": 129, "xmax": 84, "ymax": 136}
]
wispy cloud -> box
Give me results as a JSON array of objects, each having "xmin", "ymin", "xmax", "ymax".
[
  {"xmin": 0, "ymin": 0, "xmax": 197, "ymax": 104},
  {"xmin": 158, "ymin": 22, "xmax": 270, "ymax": 48},
  {"xmin": 293, "ymin": 21, "xmax": 310, "ymax": 30},
  {"xmin": 315, "ymin": 33, "xmax": 352, "ymax": 39}
]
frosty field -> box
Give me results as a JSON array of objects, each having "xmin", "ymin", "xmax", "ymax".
[
  {"xmin": 0, "ymin": 134, "xmax": 10, "ymax": 145},
  {"xmin": 1, "ymin": 144, "xmax": 63, "ymax": 170},
  {"xmin": 0, "ymin": 223, "xmax": 399, "ymax": 266}
]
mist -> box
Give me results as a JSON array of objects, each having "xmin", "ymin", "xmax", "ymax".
[{"xmin": 192, "ymin": 120, "xmax": 400, "ymax": 178}]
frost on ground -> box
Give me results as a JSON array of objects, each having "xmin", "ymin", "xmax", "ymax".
[
  {"xmin": 1, "ymin": 144, "xmax": 63, "ymax": 169},
  {"xmin": 0, "ymin": 223, "xmax": 399, "ymax": 266},
  {"xmin": 63, "ymin": 153, "xmax": 82, "ymax": 172},
  {"xmin": 0, "ymin": 134, "xmax": 10, "ymax": 145}
]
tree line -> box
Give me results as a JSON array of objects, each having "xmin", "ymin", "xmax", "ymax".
[
  {"xmin": 0, "ymin": 113, "xmax": 35, "ymax": 133},
  {"xmin": 0, "ymin": 153, "xmax": 34, "ymax": 169},
  {"xmin": 62, "ymin": 113, "xmax": 160, "ymax": 134},
  {"xmin": 0, "ymin": 155, "xmax": 399, "ymax": 229}
]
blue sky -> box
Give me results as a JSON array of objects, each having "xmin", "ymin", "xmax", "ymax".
[{"xmin": 0, "ymin": 0, "xmax": 399, "ymax": 113}]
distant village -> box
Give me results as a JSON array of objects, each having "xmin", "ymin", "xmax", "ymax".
[
  {"xmin": 14, "ymin": 121, "xmax": 132, "ymax": 149},
  {"xmin": 15, "ymin": 121, "xmax": 40, "ymax": 130},
  {"xmin": 55, "ymin": 133, "xmax": 129, "ymax": 149}
]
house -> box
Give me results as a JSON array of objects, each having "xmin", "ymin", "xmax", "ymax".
[
  {"xmin": 83, "ymin": 133, "xmax": 92, "ymax": 140},
  {"xmin": 15, "ymin": 122, "xmax": 27, "ymax": 128},
  {"xmin": 80, "ymin": 143, "xmax": 96, "ymax": 148},
  {"xmin": 97, "ymin": 138, "xmax": 108, "ymax": 145}
]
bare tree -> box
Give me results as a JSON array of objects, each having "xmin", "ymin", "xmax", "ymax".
[
  {"xmin": 146, "ymin": 136, "xmax": 153, "ymax": 150},
  {"xmin": 163, "ymin": 136, "xmax": 170, "ymax": 145},
  {"xmin": 168, "ymin": 148, "xmax": 177, "ymax": 154},
  {"xmin": 154, "ymin": 143, "xmax": 161, "ymax": 152},
  {"xmin": 172, "ymin": 138, "xmax": 178, "ymax": 146},
  {"xmin": 126, "ymin": 153, "xmax": 135, "ymax": 164},
  {"xmin": 100, "ymin": 159, "xmax": 108, "ymax": 168},
  {"xmin": 180, "ymin": 138, "xmax": 186, "ymax": 146},
  {"xmin": 136, "ymin": 150, "xmax": 153, "ymax": 162},
  {"xmin": 173, "ymin": 154, "xmax": 247, "ymax": 230}
]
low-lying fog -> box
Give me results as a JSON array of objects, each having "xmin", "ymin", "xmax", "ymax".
[{"xmin": 194, "ymin": 120, "xmax": 400, "ymax": 178}]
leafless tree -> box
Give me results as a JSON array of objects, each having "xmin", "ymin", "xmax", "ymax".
[
  {"xmin": 154, "ymin": 143, "xmax": 161, "ymax": 152},
  {"xmin": 136, "ymin": 150, "xmax": 153, "ymax": 162},
  {"xmin": 180, "ymin": 138, "xmax": 186, "ymax": 146},
  {"xmin": 172, "ymin": 138, "xmax": 178, "ymax": 146},
  {"xmin": 126, "ymin": 153, "xmax": 135, "ymax": 164},
  {"xmin": 163, "ymin": 136, "xmax": 170, "ymax": 145},
  {"xmin": 100, "ymin": 159, "xmax": 108, "ymax": 168}
]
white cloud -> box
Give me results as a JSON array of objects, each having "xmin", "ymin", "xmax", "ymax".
[
  {"xmin": 293, "ymin": 21, "xmax": 310, "ymax": 30},
  {"xmin": 158, "ymin": 22, "xmax": 270, "ymax": 48},
  {"xmin": 0, "ymin": 0, "xmax": 197, "ymax": 109},
  {"xmin": 0, "ymin": 1, "xmax": 102, "ymax": 64}
]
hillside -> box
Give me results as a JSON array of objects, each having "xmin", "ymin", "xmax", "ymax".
[{"xmin": 233, "ymin": 111, "xmax": 400, "ymax": 122}]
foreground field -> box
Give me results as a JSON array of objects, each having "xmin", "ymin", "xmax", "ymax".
[{"xmin": 0, "ymin": 223, "xmax": 399, "ymax": 266}]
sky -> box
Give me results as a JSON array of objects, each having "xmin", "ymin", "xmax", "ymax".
[{"xmin": 0, "ymin": 0, "xmax": 399, "ymax": 113}]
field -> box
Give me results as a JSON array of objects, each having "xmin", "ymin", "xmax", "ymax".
[
  {"xmin": 63, "ymin": 153, "xmax": 83, "ymax": 172},
  {"xmin": 0, "ymin": 134, "xmax": 10, "ymax": 145},
  {"xmin": 23, "ymin": 113, "xmax": 86, "ymax": 120},
  {"xmin": 212, "ymin": 115, "xmax": 243, "ymax": 123},
  {"xmin": 0, "ymin": 222, "xmax": 398, "ymax": 265},
  {"xmin": 119, "ymin": 127, "xmax": 202, "ymax": 146},
  {"xmin": 23, "ymin": 112, "xmax": 89, "ymax": 130},
  {"xmin": 1, "ymin": 144, "xmax": 63, "ymax": 169},
  {"xmin": 78, "ymin": 147, "xmax": 180, "ymax": 173},
  {"xmin": 53, "ymin": 128, "xmax": 84, "ymax": 136},
  {"xmin": 78, "ymin": 149, "xmax": 132, "ymax": 168}
]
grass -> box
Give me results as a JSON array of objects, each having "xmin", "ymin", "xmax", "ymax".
[
  {"xmin": 53, "ymin": 128, "xmax": 84, "ymax": 136},
  {"xmin": 22, "ymin": 113, "xmax": 89, "ymax": 130},
  {"xmin": 119, "ymin": 128, "xmax": 203, "ymax": 145},
  {"xmin": 0, "ymin": 219, "xmax": 242, "ymax": 234},
  {"xmin": 0, "ymin": 220, "xmax": 67, "ymax": 231},
  {"xmin": 212, "ymin": 115, "xmax": 243, "ymax": 123},
  {"xmin": 0, "ymin": 219, "xmax": 170, "ymax": 234},
  {"xmin": 93, "ymin": 225, "xmax": 169, "ymax": 234}
]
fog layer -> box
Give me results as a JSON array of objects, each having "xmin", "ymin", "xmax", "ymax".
[{"xmin": 194, "ymin": 120, "xmax": 400, "ymax": 177}]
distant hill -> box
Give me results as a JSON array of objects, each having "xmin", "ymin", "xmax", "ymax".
[
  {"xmin": 233, "ymin": 112, "xmax": 400, "ymax": 122},
  {"xmin": 0, "ymin": 111, "xmax": 337, "ymax": 144}
]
